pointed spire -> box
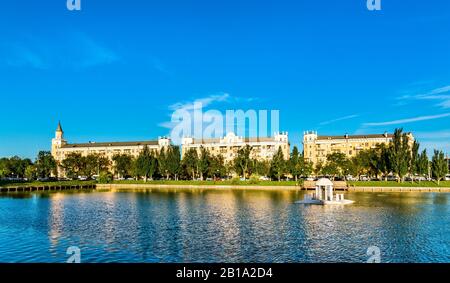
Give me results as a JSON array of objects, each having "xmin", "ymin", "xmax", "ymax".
[{"xmin": 56, "ymin": 121, "xmax": 63, "ymax": 132}]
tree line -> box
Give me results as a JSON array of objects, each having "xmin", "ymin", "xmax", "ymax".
[
  {"xmin": 0, "ymin": 151, "xmax": 56, "ymax": 180},
  {"xmin": 313, "ymin": 129, "xmax": 449, "ymax": 184},
  {"xmin": 1, "ymin": 128, "xmax": 448, "ymax": 184}
]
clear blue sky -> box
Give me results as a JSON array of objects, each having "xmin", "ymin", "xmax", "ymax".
[{"xmin": 1, "ymin": 0, "xmax": 450, "ymax": 158}]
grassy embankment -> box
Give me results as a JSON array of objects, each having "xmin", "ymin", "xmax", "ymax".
[
  {"xmin": 348, "ymin": 181, "xmax": 450, "ymax": 187},
  {"xmin": 4, "ymin": 180, "xmax": 450, "ymax": 189},
  {"xmin": 111, "ymin": 180, "xmax": 300, "ymax": 186},
  {"xmin": 0, "ymin": 179, "xmax": 300, "ymax": 188},
  {"xmin": 0, "ymin": 180, "xmax": 97, "ymax": 188}
]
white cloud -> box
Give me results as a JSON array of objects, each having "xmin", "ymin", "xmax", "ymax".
[
  {"xmin": 364, "ymin": 113, "xmax": 450, "ymax": 126},
  {"xmin": 319, "ymin": 114, "xmax": 359, "ymax": 126},
  {"xmin": 168, "ymin": 93, "xmax": 230, "ymax": 112},
  {"xmin": 0, "ymin": 33, "xmax": 120, "ymax": 70},
  {"xmin": 398, "ymin": 85, "xmax": 450, "ymax": 109}
]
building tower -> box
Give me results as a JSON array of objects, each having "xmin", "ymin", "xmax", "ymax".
[{"xmin": 51, "ymin": 121, "xmax": 67, "ymax": 161}]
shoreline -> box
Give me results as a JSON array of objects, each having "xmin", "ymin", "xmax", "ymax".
[
  {"xmin": 2, "ymin": 183, "xmax": 450, "ymax": 193},
  {"xmin": 97, "ymin": 184, "xmax": 450, "ymax": 193},
  {"xmin": 96, "ymin": 183, "xmax": 302, "ymax": 191},
  {"xmin": 347, "ymin": 186, "xmax": 450, "ymax": 192}
]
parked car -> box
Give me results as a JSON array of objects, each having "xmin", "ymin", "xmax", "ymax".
[
  {"xmin": 445, "ymin": 175, "xmax": 450, "ymax": 181},
  {"xmin": 387, "ymin": 175, "xmax": 399, "ymax": 182},
  {"xmin": 78, "ymin": 176, "xmax": 88, "ymax": 181},
  {"xmin": 359, "ymin": 175, "xmax": 370, "ymax": 181},
  {"xmin": 346, "ymin": 175, "xmax": 357, "ymax": 181}
]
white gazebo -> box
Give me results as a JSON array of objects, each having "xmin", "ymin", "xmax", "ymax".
[
  {"xmin": 315, "ymin": 178, "xmax": 334, "ymax": 201},
  {"xmin": 295, "ymin": 178, "xmax": 354, "ymax": 205}
]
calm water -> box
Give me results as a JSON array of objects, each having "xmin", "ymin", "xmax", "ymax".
[{"xmin": 0, "ymin": 189, "xmax": 449, "ymax": 263}]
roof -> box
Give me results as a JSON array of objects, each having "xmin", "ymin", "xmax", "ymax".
[
  {"xmin": 317, "ymin": 134, "xmax": 394, "ymax": 140},
  {"xmin": 56, "ymin": 121, "xmax": 63, "ymax": 132},
  {"xmin": 316, "ymin": 178, "xmax": 334, "ymax": 187},
  {"xmin": 62, "ymin": 140, "xmax": 159, "ymax": 149}
]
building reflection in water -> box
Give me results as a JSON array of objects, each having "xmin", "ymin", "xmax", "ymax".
[{"xmin": 48, "ymin": 193, "xmax": 65, "ymax": 255}]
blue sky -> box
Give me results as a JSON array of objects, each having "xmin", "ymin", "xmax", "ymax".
[{"xmin": 1, "ymin": 0, "xmax": 450, "ymax": 158}]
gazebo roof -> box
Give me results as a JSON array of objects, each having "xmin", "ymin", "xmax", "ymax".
[{"xmin": 316, "ymin": 178, "xmax": 333, "ymax": 187}]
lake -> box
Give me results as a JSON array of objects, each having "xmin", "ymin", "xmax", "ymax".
[{"xmin": 0, "ymin": 189, "xmax": 449, "ymax": 263}]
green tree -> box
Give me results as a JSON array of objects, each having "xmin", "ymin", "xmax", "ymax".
[
  {"xmin": 182, "ymin": 148, "xmax": 199, "ymax": 180},
  {"xmin": 35, "ymin": 151, "xmax": 57, "ymax": 179},
  {"xmin": 135, "ymin": 146, "xmax": 158, "ymax": 181},
  {"xmin": 409, "ymin": 141, "xmax": 420, "ymax": 182},
  {"xmin": 431, "ymin": 150, "xmax": 448, "ymax": 185},
  {"xmin": 158, "ymin": 147, "xmax": 169, "ymax": 180},
  {"xmin": 208, "ymin": 154, "xmax": 226, "ymax": 179},
  {"xmin": 289, "ymin": 146, "xmax": 301, "ymax": 181},
  {"xmin": 112, "ymin": 154, "xmax": 134, "ymax": 179},
  {"xmin": 61, "ymin": 153, "xmax": 83, "ymax": 179},
  {"xmin": 378, "ymin": 144, "xmax": 391, "ymax": 181},
  {"xmin": 98, "ymin": 171, "xmax": 113, "ymax": 184},
  {"xmin": 299, "ymin": 156, "xmax": 314, "ymax": 178},
  {"xmin": 254, "ymin": 159, "xmax": 271, "ymax": 177},
  {"xmin": 0, "ymin": 158, "xmax": 11, "ymax": 178},
  {"xmin": 416, "ymin": 149, "xmax": 429, "ymax": 183},
  {"xmin": 25, "ymin": 165, "xmax": 37, "ymax": 181},
  {"xmin": 315, "ymin": 161, "xmax": 324, "ymax": 176},
  {"xmin": 234, "ymin": 145, "xmax": 252, "ymax": 179},
  {"xmin": 324, "ymin": 152, "xmax": 349, "ymax": 180},
  {"xmin": 388, "ymin": 128, "xmax": 411, "ymax": 183},
  {"xmin": 80, "ymin": 154, "xmax": 110, "ymax": 179},
  {"xmin": 166, "ymin": 145, "xmax": 181, "ymax": 180},
  {"xmin": 270, "ymin": 147, "xmax": 286, "ymax": 181},
  {"xmin": 198, "ymin": 146, "xmax": 210, "ymax": 180}
]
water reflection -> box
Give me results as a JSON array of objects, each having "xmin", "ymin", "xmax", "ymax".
[{"xmin": 0, "ymin": 190, "xmax": 449, "ymax": 262}]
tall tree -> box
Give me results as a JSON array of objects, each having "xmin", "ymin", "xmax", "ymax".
[
  {"xmin": 417, "ymin": 149, "xmax": 429, "ymax": 183},
  {"xmin": 112, "ymin": 154, "xmax": 134, "ymax": 179},
  {"xmin": 289, "ymin": 146, "xmax": 301, "ymax": 181},
  {"xmin": 431, "ymin": 150, "xmax": 448, "ymax": 185},
  {"xmin": 388, "ymin": 128, "xmax": 411, "ymax": 183},
  {"xmin": 198, "ymin": 146, "xmax": 210, "ymax": 180},
  {"xmin": 158, "ymin": 147, "xmax": 169, "ymax": 180},
  {"xmin": 299, "ymin": 156, "xmax": 314, "ymax": 178},
  {"xmin": 377, "ymin": 144, "xmax": 391, "ymax": 181},
  {"xmin": 270, "ymin": 147, "xmax": 286, "ymax": 181},
  {"xmin": 135, "ymin": 146, "xmax": 158, "ymax": 181},
  {"xmin": 254, "ymin": 159, "xmax": 271, "ymax": 177},
  {"xmin": 314, "ymin": 161, "xmax": 324, "ymax": 176},
  {"xmin": 208, "ymin": 154, "xmax": 226, "ymax": 179},
  {"xmin": 61, "ymin": 153, "xmax": 83, "ymax": 179},
  {"xmin": 25, "ymin": 165, "xmax": 37, "ymax": 181},
  {"xmin": 234, "ymin": 145, "xmax": 253, "ymax": 179},
  {"xmin": 35, "ymin": 151, "xmax": 57, "ymax": 179},
  {"xmin": 325, "ymin": 152, "xmax": 349, "ymax": 180},
  {"xmin": 182, "ymin": 148, "xmax": 199, "ymax": 180},
  {"xmin": 0, "ymin": 158, "xmax": 11, "ymax": 178},
  {"xmin": 409, "ymin": 141, "xmax": 420, "ymax": 181},
  {"xmin": 166, "ymin": 145, "xmax": 181, "ymax": 180}
]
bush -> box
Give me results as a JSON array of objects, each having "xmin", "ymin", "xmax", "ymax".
[
  {"xmin": 98, "ymin": 171, "xmax": 113, "ymax": 184},
  {"xmin": 249, "ymin": 175, "xmax": 260, "ymax": 185},
  {"xmin": 231, "ymin": 177, "xmax": 240, "ymax": 185}
]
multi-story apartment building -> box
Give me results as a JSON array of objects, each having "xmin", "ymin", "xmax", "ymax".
[
  {"xmin": 303, "ymin": 131, "xmax": 415, "ymax": 165},
  {"xmin": 182, "ymin": 132, "xmax": 290, "ymax": 163},
  {"xmin": 51, "ymin": 122, "xmax": 170, "ymax": 176}
]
